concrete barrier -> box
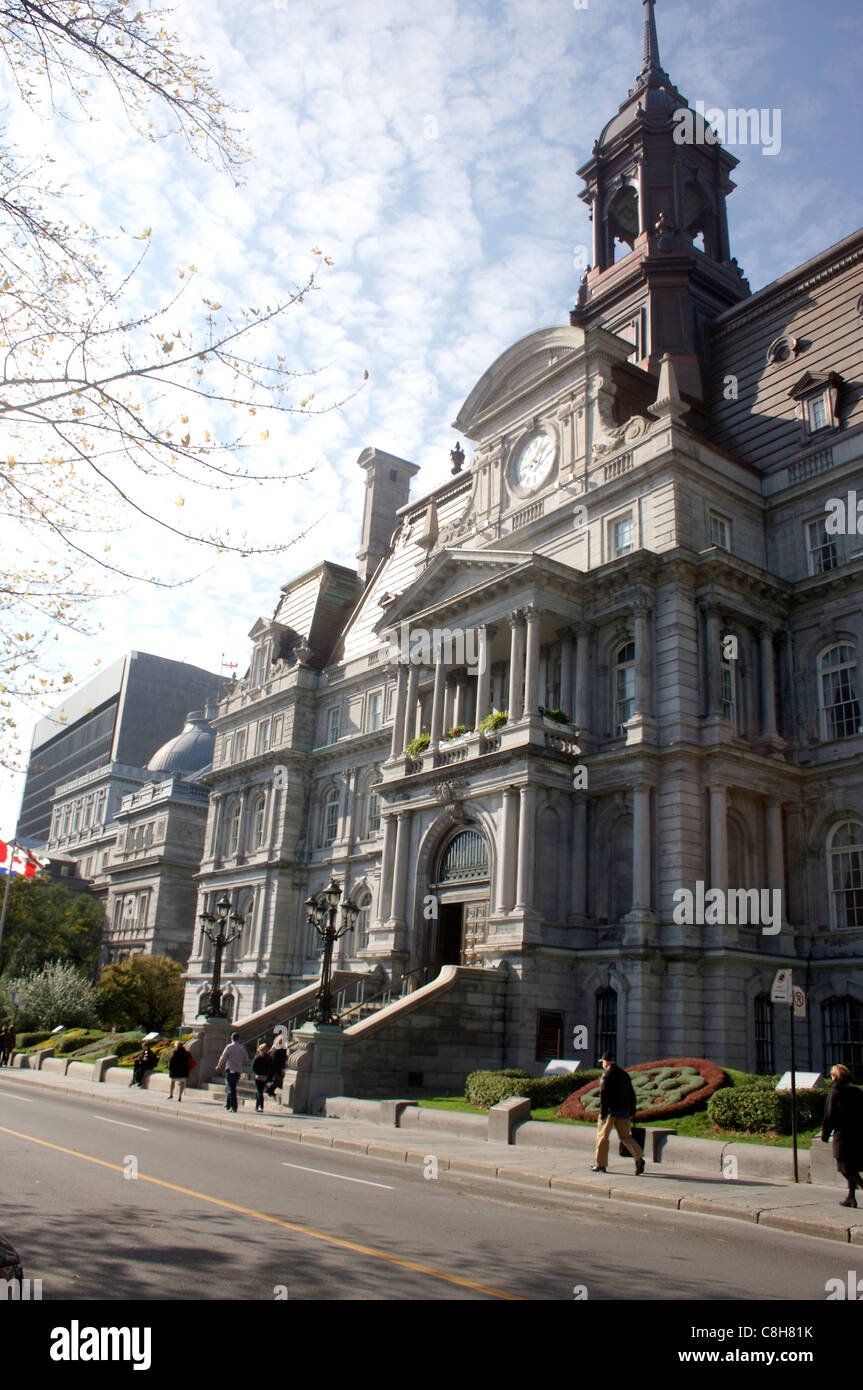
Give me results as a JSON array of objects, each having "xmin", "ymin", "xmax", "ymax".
[
  {"xmin": 36, "ymin": 1049, "xmax": 55, "ymax": 1070},
  {"xmin": 66, "ymin": 1061, "xmax": 99, "ymax": 1082},
  {"xmin": 95, "ymin": 1055, "xmax": 118, "ymax": 1083},
  {"xmin": 41, "ymin": 1056, "xmax": 71, "ymax": 1076},
  {"xmin": 809, "ymin": 1138, "xmax": 843, "ymax": 1187},
  {"xmin": 513, "ymin": 1120, "xmax": 594, "ymax": 1150},
  {"xmin": 722, "ymin": 1140, "xmax": 810, "ymax": 1183},
  {"xmin": 398, "ymin": 1107, "xmax": 489, "ymax": 1140},
  {"xmin": 489, "ymin": 1096, "xmax": 532, "ymax": 1144},
  {"xmin": 323, "ymin": 1096, "xmax": 382, "ymax": 1123},
  {"xmin": 104, "ymin": 1066, "xmax": 136, "ymax": 1087}
]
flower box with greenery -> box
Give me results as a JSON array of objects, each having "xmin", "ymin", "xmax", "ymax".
[
  {"xmin": 406, "ymin": 733, "xmax": 430, "ymax": 758},
  {"xmin": 479, "ymin": 709, "xmax": 508, "ymax": 735},
  {"xmin": 538, "ymin": 707, "xmax": 579, "ymax": 732},
  {"xmin": 439, "ymin": 725, "xmax": 474, "ymax": 746}
]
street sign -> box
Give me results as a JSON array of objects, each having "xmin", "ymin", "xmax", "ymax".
[
  {"xmin": 793, "ymin": 986, "xmax": 807, "ymax": 1018},
  {"xmin": 770, "ymin": 968, "xmax": 793, "ymax": 1004}
]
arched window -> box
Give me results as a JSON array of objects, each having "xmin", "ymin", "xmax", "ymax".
[
  {"xmin": 356, "ymin": 890, "xmax": 373, "ymax": 950},
  {"xmin": 322, "ymin": 788, "xmax": 340, "ymax": 847},
  {"xmin": 366, "ymin": 776, "xmax": 382, "ymax": 837},
  {"xmin": 607, "ymin": 184, "xmax": 639, "ymax": 261},
  {"xmin": 252, "ymin": 794, "xmax": 267, "ymax": 849},
  {"xmin": 615, "ymin": 641, "xmax": 635, "ymax": 735},
  {"xmin": 754, "ymin": 993, "xmax": 774, "ymax": 1074},
  {"xmin": 819, "ymin": 645, "xmax": 861, "ymax": 741},
  {"xmin": 822, "ymin": 997, "xmax": 863, "ymax": 1077},
  {"xmin": 829, "ymin": 821, "xmax": 863, "ymax": 929},
  {"xmin": 228, "ymin": 800, "xmax": 242, "ymax": 855},
  {"xmin": 595, "ymin": 988, "xmax": 617, "ymax": 1061},
  {"xmin": 437, "ymin": 830, "xmax": 489, "ymax": 883}
]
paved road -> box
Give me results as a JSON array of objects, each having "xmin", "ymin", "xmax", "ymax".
[{"xmin": 0, "ymin": 1082, "xmax": 852, "ymax": 1301}]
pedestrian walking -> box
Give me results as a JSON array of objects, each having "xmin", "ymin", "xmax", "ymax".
[
  {"xmin": 215, "ymin": 1032, "xmax": 249, "ymax": 1113},
  {"xmin": 0, "ymin": 1025, "xmax": 9, "ymax": 1066},
  {"xmin": 3, "ymin": 1023, "xmax": 16, "ymax": 1065},
  {"xmin": 821, "ymin": 1063, "xmax": 863, "ymax": 1208},
  {"xmin": 168, "ymin": 1040, "xmax": 192, "ymax": 1101},
  {"xmin": 252, "ymin": 1043, "xmax": 273, "ymax": 1112},
  {"xmin": 268, "ymin": 1034, "xmax": 287, "ymax": 1097},
  {"xmin": 130, "ymin": 1044, "xmax": 158, "ymax": 1088},
  {"xmin": 590, "ymin": 1051, "xmax": 645, "ymax": 1175}
]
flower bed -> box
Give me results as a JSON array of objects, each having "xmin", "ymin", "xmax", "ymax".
[{"xmin": 557, "ymin": 1057, "xmax": 727, "ymax": 1122}]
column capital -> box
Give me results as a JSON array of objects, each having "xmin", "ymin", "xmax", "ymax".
[
  {"xmin": 524, "ymin": 602, "xmax": 542, "ymax": 624},
  {"xmin": 508, "ymin": 609, "xmax": 526, "ymax": 630}
]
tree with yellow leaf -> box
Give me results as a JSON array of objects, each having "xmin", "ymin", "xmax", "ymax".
[{"xmin": 0, "ymin": 2, "xmax": 352, "ymax": 768}]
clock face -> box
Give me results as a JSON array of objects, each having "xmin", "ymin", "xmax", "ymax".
[{"xmin": 514, "ymin": 434, "xmax": 555, "ymax": 492}]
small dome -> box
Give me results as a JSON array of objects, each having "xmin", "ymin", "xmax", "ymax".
[{"xmin": 147, "ymin": 711, "xmax": 215, "ymax": 776}]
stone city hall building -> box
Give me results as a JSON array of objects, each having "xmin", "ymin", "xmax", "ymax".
[{"xmin": 183, "ymin": 1, "xmax": 863, "ymax": 1092}]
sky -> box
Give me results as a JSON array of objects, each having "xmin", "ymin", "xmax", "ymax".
[{"xmin": 2, "ymin": 0, "xmax": 862, "ymax": 834}]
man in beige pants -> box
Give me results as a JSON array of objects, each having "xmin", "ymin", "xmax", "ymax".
[{"xmin": 590, "ymin": 1052, "xmax": 645, "ymax": 1174}]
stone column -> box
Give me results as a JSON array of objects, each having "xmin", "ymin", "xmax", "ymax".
[
  {"xmin": 760, "ymin": 627, "xmax": 778, "ymax": 741},
  {"xmin": 377, "ymin": 814, "xmax": 397, "ymax": 924},
  {"xmin": 430, "ymin": 654, "xmax": 447, "ymax": 743},
  {"xmin": 388, "ymin": 811, "xmax": 411, "ymax": 927},
  {"xmin": 709, "ymin": 786, "xmax": 728, "ymax": 892},
  {"xmin": 570, "ymin": 798, "xmax": 587, "ymax": 920},
  {"xmin": 633, "ymin": 605, "xmax": 652, "ymax": 717},
  {"xmin": 508, "ymin": 611, "xmax": 526, "ymax": 721},
  {"xmin": 497, "ymin": 786, "xmax": 519, "ymax": 913},
  {"xmin": 207, "ymin": 795, "xmax": 223, "ymax": 858},
  {"xmin": 515, "ymin": 784, "xmax": 536, "ymax": 910},
  {"xmin": 475, "ymin": 627, "xmax": 492, "ymax": 725},
  {"xmin": 236, "ymin": 790, "xmax": 249, "ymax": 857},
  {"xmin": 559, "ymin": 630, "xmax": 574, "ymax": 720},
  {"xmin": 403, "ymin": 664, "xmax": 419, "ymax": 745},
  {"xmin": 766, "ymin": 800, "xmax": 785, "ymax": 900},
  {"xmin": 523, "ymin": 605, "xmax": 541, "ymax": 718},
  {"xmin": 390, "ymin": 660, "xmax": 409, "ymax": 757},
  {"xmin": 631, "ymin": 784, "xmax": 652, "ymax": 911},
  {"xmin": 575, "ymin": 626, "xmax": 592, "ymax": 734},
  {"xmin": 705, "ymin": 606, "xmax": 722, "ymax": 718},
  {"xmin": 453, "ymin": 671, "xmax": 468, "ymax": 727}
]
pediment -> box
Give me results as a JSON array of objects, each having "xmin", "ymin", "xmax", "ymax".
[
  {"xmin": 453, "ymin": 325, "xmax": 586, "ymax": 439},
  {"xmin": 374, "ymin": 548, "xmax": 532, "ymax": 630}
]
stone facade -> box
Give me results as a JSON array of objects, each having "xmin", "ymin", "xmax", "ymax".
[{"xmin": 182, "ymin": 3, "xmax": 863, "ymax": 1086}]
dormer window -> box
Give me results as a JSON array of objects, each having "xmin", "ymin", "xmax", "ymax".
[{"xmin": 789, "ymin": 371, "xmax": 843, "ymax": 441}]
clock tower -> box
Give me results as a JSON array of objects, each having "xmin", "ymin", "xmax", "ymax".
[{"xmin": 570, "ymin": 0, "xmax": 750, "ymax": 402}]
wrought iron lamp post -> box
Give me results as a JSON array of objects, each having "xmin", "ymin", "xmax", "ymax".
[
  {"xmin": 304, "ymin": 877, "xmax": 359, "ymax": 1025},
  {"xmin": 198, "ymin": 895, "xmax": 244, "ymax": 1019}
]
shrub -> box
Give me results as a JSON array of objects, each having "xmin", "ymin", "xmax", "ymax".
[
  {"xmin": 707, "ymin": 1085, "xmax": 827, "ymax": 1134},
  {"xmin": 14, "ymin": 1031, "xmax": 53, "ymax": 1049},
  {"xmin": 113, "ymin": 1037, "xmax": 143, "ymax": 1060},
  {"xmin": 54, "ymin": 1029, "xmax": 106, "ymax": 1056},
  {"xmin": 558, "ymin": 1058, "xmax": 727, "ymax": 1122},
  {"xmin": 479, "ymin": 709, "xmax": 508, "ymax": 734},
  {"xmin": 0, "ymin": 961, "xmax": 97, "ymax": 1031},
  {"xmin": 406, "ymin": 734, "xmax": 430, "ymax": 757},
  {"xmin": 465, "ymin": 1068, "xmax": 586, "ymax": 1111}
]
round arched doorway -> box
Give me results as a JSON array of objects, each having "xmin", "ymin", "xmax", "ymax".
[{"xmin": 427, "ymin": 827, "xmax": 490, "ymax": 971}]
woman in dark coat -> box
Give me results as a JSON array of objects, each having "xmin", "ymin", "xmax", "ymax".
[
  {"xmin": 252, "ymin": 1044, "xmax": 273, "ymax": 1112},
  {"xmin": 0, "ymin": 1026, "xmax": 8, "ymax": 1066},
  {"xmin": 130, "ymin": 1045, "xmax": 158, "ymax": 1088},
  {"xmin": 168, "ymin": 1041, "xmax": 192, "ymax": 1102},
  {"xmin": 821, "ymin": 1064, "xmax": 863, "ymax": 1207}
]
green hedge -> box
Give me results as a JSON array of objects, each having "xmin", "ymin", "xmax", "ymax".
[
  {"xmin": 15, "ymin": 1031, "xmax": 53, "ymax": 1049},
  {"xmin": 707, "ymin": 1085, "xmax": 827, "ymax": 1134},
  {"xmin": 465, "ymin": 1068, "xmax": 592, "ymax": 1110},
  {"xmin": 53, "ymin": 1029, "xmax": 107, "ymax": 1056}
]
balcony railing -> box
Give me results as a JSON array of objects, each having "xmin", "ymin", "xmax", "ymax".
[{"xmin": 386, "ymin": 716, "xmax": 579, "ymax": 780}]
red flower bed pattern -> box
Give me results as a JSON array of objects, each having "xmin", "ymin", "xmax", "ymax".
[{"xmin": 557, "ymin": 1057, "xmax": 727, "ymax": 1122}]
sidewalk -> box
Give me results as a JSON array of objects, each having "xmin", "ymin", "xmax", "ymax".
[{"xmin": 1, "ymin": 1066, "xmax": 860, "ymax": 1246}]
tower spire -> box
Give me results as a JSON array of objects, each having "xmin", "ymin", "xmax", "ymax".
[{"xmin": 639, "ymin": 0, "xmax": 665, "ymax": 84}]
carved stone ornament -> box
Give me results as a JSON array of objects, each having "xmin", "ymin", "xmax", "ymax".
[{"xmin": 592, "ymin": 412, "xmax": 653, "ymax": 457}]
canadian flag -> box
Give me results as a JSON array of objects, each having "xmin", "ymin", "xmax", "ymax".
[{"xmin": 0, "ymin": 840, "xmax": 43, "ymax": 877}]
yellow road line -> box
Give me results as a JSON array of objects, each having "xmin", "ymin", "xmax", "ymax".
[{"xmin": 0, "ymin": 1124, "xmax": 522, "ymax": 1300}]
